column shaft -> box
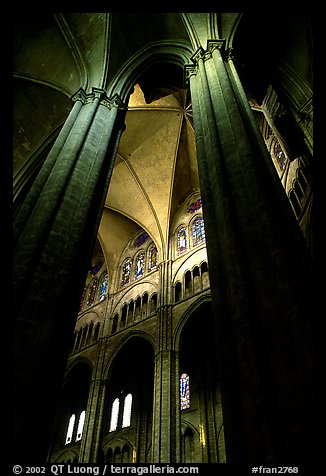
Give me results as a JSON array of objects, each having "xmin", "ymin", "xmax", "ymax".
[
  {"xmin": 187, "ymin": 43, "xmax": 313, "ymax": 464},
  {"xmin": 12, "ymin": 89, "xmax": 126, "ymax": 463},
  {"xmin": 152, "ymin": 260, "xmax": 178, "ymax": 462},
  {"xmin": 79, "ymin": 340, "xmax": 107, "ymax": 463}
]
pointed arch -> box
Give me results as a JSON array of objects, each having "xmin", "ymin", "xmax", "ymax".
[{"xmin": 106, "ymin": 41, "xmax": 193, "ymax": 104}]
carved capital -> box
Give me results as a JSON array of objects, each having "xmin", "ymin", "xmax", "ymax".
[
  {"xmin": 71, "ymin": 88, "xmax": 126, "ymax": 111},
  {"xmin": 207, "ymin": 39, "xmax": 226, "ymax": 54},
  {"xmin": 207, "ymin": 39, "xmax": 233, "ymax": 62},
  {"xmin": 101, "ymin": 93, "xmax": 126, "ymax": 111},
  {"xmin": 71, "ymin": 87, "xmax": 88, "ymax": 104},
  {"xmin": 190, "ymin": 46, "xmax": 207, "ymax": 65},
  {"xmin": 184, "ymin": 64, "xmax": 198, "ymax": 84},
  {"xmin": 71, "ymin": 87, "xmax": 105, "ymax": 105},
  {"xmin": 189, "ymin": 40, "xmax": 227, "ymax": 67},
  {"xmin": 92, "ymin": 87, "xmax": 106, "ymax": 100},
  {"xmin": 84, "ymin": 87, "xmax": 106, "ymax": 104}
]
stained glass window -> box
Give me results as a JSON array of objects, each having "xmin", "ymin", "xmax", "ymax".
[
  {"xmin": 121, "ymin": 258, "xmax": 132, "ymax": 287},
  {"xmin": 65, "ymin": 414, "xmax": 75, "ymax": 445},
  {"xmin": 134, "ymin": 252, "xmax": 145, "ymax": 280},
  {"xmin": 192, "ymin": 216, "xmax": 205, "ymax": 246},
  {"xmin": 122, "ymin": 393, "xmax": 132, "ymax": 428},
  {"xmin": 109, "ymin": 398, "xmax": 120, "ymax": 432},
  {"xmin": 99, "ymin": 272, "xmax": 108, "ymax": 301},
  {"xmin": 91, "ymin": 262, "xmax": 103, "ymax": 275},
  {"xmin": 177, "ymin": 227, "xmax": 187, "ymax": 256},
  {"xmin": 75, "ymin": 410, "xmax": 86, "ymax": 442},
  {"xmin": 187, "ymin": 198, "xmax": 202, "ymax": 214},
  {"xmin": 148, "ymin": 243, "xmax": 158, "ymax": 271},
  {"xmin": 86, "ymin": 279, "xmax": 98, "ymax": 307},
  {"xmin": 180, "ymin": 373, "xmax": 190, "ymax": 410},
  {"xmin": 134, "ymin": 233, "xmax": 149, "ymax": 247}
]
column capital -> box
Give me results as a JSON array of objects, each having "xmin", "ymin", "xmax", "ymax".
[
  {"xmin": 71, "ymin": 88, "xmax": 127, "ymax": 111},
  {"xmin": 100, "ymin": 93, "xmax": 127, "ymax": 111},
  {"xmin": 190, "ymin": 46, "xmax": 209, "ymax": 65},
  {"xmin": 70, "ymin": 87, "xmax": 88, "ymax": 103},
  {"xmin": 184, "ymin": 63, "xmax": 198, "ymax": 85},
  {"xmin": 190, "ymin": 40, "xmax": 226, "ymax": 65},
  {"xmin": 70, "ymin": 87, "xmax": 105, "ymax": 104},
  {"xmin": 206, "ymin": 39, "xmax": 226, "ymax": 54}
]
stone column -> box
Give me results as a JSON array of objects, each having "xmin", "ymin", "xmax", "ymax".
[
  {"xmin": 152, "ymin": 260, "xmax": 178, "ymax": 462},
  {"xmin": 13, "ymin": 88, "xmax": 126, "ymax": 463},
  {"xmin": 78, "ymin": 339, "xmax": 107, "ymax": 463},
  {"xmin": 13, "ymin": 90, "xmax": 85, "ymax": 218},
  {"xmin": 186, "ymin": 41, "xmax": 313, "ymax": 464}
]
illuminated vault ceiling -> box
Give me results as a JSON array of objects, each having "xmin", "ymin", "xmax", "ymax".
[{"xmin": 99, "ymin": 84, "xmax": 198, "ymax": 267}]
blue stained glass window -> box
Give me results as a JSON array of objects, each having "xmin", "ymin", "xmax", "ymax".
[
  {"xmin": 177, "ymin": 227, "xmax": 187, "ymax": 256},
  {"xmin": 99, "ymin": 272, "xmax": 108, "ymax": 301},
  {"xmin": 180, "ymin": 373, "xmax": 190, "ymax": 410},
  {"xmin": 148, "ymin": 243, "xmax": 158, "ymax": 271},
  {"xmin": 121, "ymin": 258, "xmax": 132, "ymax": 287},
  {"xmin": 192, "ymin": 216, "xmax": 205, "ymax": 246},
  {"xmin": 187, "ymin": 198, "xmax": 202, "ymax": 214},
  {"xmin": 134, "ymin": 233, "xmax": 149, "ymax": 247},
  {"xmin": 91, "ymin": 262, "xmax": 103, "ymax": 275},
  {"xmin": 134, "ymin": 251, "xmax": 145, "ymax": 280}
]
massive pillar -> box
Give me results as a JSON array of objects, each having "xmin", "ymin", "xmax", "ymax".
[
  {"xmin": 152, "ymin": 260, "xmax": 178, "ymax": 462},
  {"xmin": 186, "ymin": 41, "xmax": 313, "ymax": 464},
  {"xmin": 12, "ymin": 88, "xmax": 126, "ymax": 463}
]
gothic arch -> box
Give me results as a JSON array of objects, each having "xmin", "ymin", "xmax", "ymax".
[
  {"xmin": 177, "ymin": 299, "xmax": 224, "ymax": 462},
  {"xmin": 104, "ymin": 332, "xmax": 156, "ymax": 381},
  {"xmin": 180, "ymin": 420, "xmax": 201, "ymax": 463},
  {"xmin": 64, "ymin": 356, "xmax": 93, "ymax": 381},
  {"xmin": 173, "ymin": 295, "xmax": 212, "ymax": 352},
  {"xmin": 51, "ymin": 360, "xmax": 92, "ymax": 453},
  {"xmin": 101, "ymin": 335, "xmax": 155, "ymax": 462},
  {"xmin": 102, "ymin": 436, "xmax": 134, "ymax": 459},
  {"xmin": 106, "ymin": 41, "xmax": 193, "ymax": 105},
  {"xmin": 53, "ymin": 448, "xmax": 79, "ymax": 463}
]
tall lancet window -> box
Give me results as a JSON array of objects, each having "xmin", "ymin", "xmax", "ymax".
[
  {"xmin": 65, "ymin": 414, "xmax": 75, "ymax": 445},
  {"xmin": 192, "ymin": 216, "xmax": 205, "ymax": 246},
  {"xmin": 75, "ymin": 410, "xmax": 86, "ymax": 442},
  {"xmin": 148, "ymin": 243, "xmax": 158, "ymax": 271},
  {"xmin": 99, "ymin": 272, "xmax": 108, "ymax": 301},
  {"xmin": 177, "ymin": 227, "xmax": 188, "ymax": 256},
  {"xmin": 121, "ymin": 258, "xmax": 132, "ymax": 287},
  {"xmin": 122, "ymin": 393, "xmax": 133, "ymax": 428},
  {"xmin": 86, "ymin": 278, "xmax": 98, "ymax": 307},
  {"xmin": 180, "ymin": 373, "xmax": 190, "ymax": 410},
  {"xmin": 134, "ymin": 251, "xmax": 145, "ymax": 280},
  {"xmin": 109, "ymin": 398, "xmax": 120, "ymax": 432}
]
